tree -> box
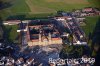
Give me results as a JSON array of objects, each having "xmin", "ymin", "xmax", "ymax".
[
  {"xmin": 92, "ymin": 50, "xmax": 97, "ymax": 57},
  {"xmin": 88, "ymin": 39, "xmax": 92, "ymax": 49},
  {"xmin": 60, "ymin": 45, "xmax": 84, "ymax": 59},
  {"xmin": 68, "ymin": 34, "xmax": 73, "ymax": 44},
  {"xmin": 60, "ymin": 45, "xmax": 74, "ymax": 58},
  {"xmin": 94, "ymin": 44, "xmax": 99, "ymax": 52},
  {"xmin": 0, "ymin": 17, "xmax": 3, "ymax": 40},
  {"xmin": 0, "ymin": 26, "xmax": 3, "ymax": 39},
  {"xmin": 0, "ymin": 0, "xmax": 12, "ymax": 10}
]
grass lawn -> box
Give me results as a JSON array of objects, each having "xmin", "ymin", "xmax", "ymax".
[
  {"xmin": 4, "ymin": 25, "xmax": 18, "ymax": 42},
  {"xmin": 0, "ymin": 0, "xmax": 30, "ymax": 20},
  {"xmin": 81, "ymin": 16, "xmax": 100, "ymax": 36},
  {"xmin": 88, "ymin": 0, "xmax": 100, "ymax": 7}
]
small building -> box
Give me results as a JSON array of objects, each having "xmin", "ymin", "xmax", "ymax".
[
  {"xmin": 80, "ymin": 13, "xmax": 87, "ymax": 17},
  {"xmin": 15, "ymin": 57, "xmax": 24, "ymax": 65},
  {"xmin": 3, "ymin": 20, "xmax": 21, "ymax": 25},
  {"xmin": 82, "ymin": 7, "xmax": 94, "ymax": 13},
  {"xmin": 26, "ymin": 57, "xmax": 34, "ymax": 65},
  {"xmin": 76, "ymin": 17, "xmax": 85, "ymax": 22}
]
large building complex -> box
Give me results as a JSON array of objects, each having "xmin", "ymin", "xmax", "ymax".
[
  {"xmin": 54, "ymin": 16, "xmax": 87, "ymax": 45},
  {"xmin": 3, "ymin": 16, "xmax": 87, "ymax": 46},
  {"xmin": 5, "ymin": 7, "xmax": 100, "ymax": 46},
  {"xmin": 26, "ymin": 20, "xmax": 62, "ymax": 46}
]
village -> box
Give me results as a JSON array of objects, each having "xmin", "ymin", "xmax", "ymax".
[{"xmin": 0, "ymin": 7, "xmax": 100, "ymax": 66}]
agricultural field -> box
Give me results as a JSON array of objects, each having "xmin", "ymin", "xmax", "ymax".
[
  {"xmin": 0, "ymin": 0, "xmax": 100, "ymax": 20},
  {"xmin": 26, "ymin": 0, "xmax": 89, "ymax": 13}
]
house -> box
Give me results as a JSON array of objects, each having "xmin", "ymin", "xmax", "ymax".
[
  {"xmin": 76, "ymin": 17, "xmax": 85, "ymax": 22},
  {"xmin": 82, "ymin": 7, "xmax": 94, "ymax": 13},
  {"xmin": 80, "ymin": 13, "xmax": 87, "ymax": 17},
  {"xmin": 26, "ymin": 57, "xmax": 34, "ymax": 65},
  {"xmin": 15, "ymin": 57, "xmax": 24, "ymax": 65}
]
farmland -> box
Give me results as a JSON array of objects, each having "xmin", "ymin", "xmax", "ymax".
[
  {"xmin": 0, "ymin": 0, "xmax": 100, "ymax": 20},
  {"xmin": 26, "ymin": 0, "xmax": 89, "ymax": 13}
]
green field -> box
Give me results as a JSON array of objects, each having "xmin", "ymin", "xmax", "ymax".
[
  {"xmin": 26, "ymin": 0, "xmax": 89, "ymax": 13},
  {"xmin": 0, "ymin": 0, "xmax": 30, "ymax": 19},
  {"xmin": 0, "ymin": 0, "xmax": 100, "ymax": 20},
  {"xmin": 81, "ymin": 16, "xmax": 100, "ymax": 36},
  {"xmin": 4, "ymin": 25, "xmax": 18, "ymax": 42}
]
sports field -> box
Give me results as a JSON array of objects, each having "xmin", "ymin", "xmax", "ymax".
[{"xmin": 0, "ymin": 0, "xmax": 100, "ymax": 19}]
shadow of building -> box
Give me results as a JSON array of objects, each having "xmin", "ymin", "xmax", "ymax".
[
  {"xmin": 92, "ymin": 17, "xmax": 100, "ymax": 66},
  {"xmin": 0, "ymin": 1, "xmax": 12, "ymax": 10}
]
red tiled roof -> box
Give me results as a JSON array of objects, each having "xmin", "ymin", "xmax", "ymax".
[
  {"xmin": 83, "ymin": 8, "xmax": 93, "ymax": 12},
  {"xmin": 31, "ymin": 39, "xmax": 39, "ymax": 42},
  {"xmin": 52, "ymin": 38, "xmax": 61, "ymax": 40}
]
